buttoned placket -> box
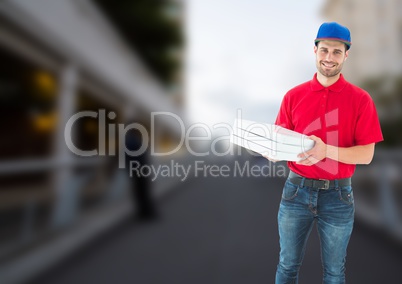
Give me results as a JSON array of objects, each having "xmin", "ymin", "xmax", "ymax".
[
  {"xmin": 321, "ymin": 88, "xmax": 329, "ymax": 110},
  {"xmin": 318, "ymin": 88, "xmax": 329, "ymax": 137}
]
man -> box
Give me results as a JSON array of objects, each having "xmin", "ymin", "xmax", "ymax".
[
  {"xmin": 125, "ymin": 118, "xmax": 158, "ymax": 221},
  {"xmin": 269, "ymin": 22, "xmax": 383, "ymax": 283}
]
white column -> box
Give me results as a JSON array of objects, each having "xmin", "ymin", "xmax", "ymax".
[{"xmin": 51, "ymin": 63, "xmax": 78, "ymax": 228}]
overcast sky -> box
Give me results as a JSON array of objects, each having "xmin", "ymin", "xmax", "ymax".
[{"xmin": 186, "ymin": 0, "xmax": 325, "ymax": 127}]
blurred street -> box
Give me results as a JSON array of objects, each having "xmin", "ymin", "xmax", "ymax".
[{"xmin": 27, "ymin": 156, "xmax": 402, "ymax": 284}]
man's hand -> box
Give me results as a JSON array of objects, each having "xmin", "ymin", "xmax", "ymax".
[{"xmin": 297, "ymin": 135, "xmax": 326, "ymax": 166}]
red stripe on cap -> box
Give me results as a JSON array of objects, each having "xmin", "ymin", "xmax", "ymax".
[{"xmin": 315, "ymin": 37, "xmax": 351, "ymax": 45}]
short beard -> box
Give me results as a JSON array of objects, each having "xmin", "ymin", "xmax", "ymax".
[{"xmin": 317, "ymin": 61, "xmax": 343, "ymax": 78}]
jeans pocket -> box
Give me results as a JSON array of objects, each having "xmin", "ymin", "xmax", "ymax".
[
  {"xmin": 338, "ymin": 185, "xmax": 354, "ymax": 205},
  {"xmin": 282, "ymin": 180, "xmax": 299, "ymax": 200}
]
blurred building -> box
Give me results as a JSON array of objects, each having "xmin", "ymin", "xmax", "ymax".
[
  {"xmin": 93, "ymin": 0, "xmax": 186, "ymax": 106},
  {"xmin": 0, "ymin": 0, "xmax": 186, "ymax": 283},
  {"xmin": 163, "ymin": 0, "xmax": 187, "ymax": 106},
  {"xmin": 322, "ymin": 0, "xmax": 402, "ymax": 84}
]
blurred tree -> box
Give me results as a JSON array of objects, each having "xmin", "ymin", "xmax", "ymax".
[
  {"xmin": 94, "ymin": 0, "xmax": 183, "ymax": 87},
  {"xmin": 361, "ymin": 76, "xmax": 402, "ymax": 147}
]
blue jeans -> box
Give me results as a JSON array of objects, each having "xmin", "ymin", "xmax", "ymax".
[{"xmin": 275, "ymin": 178, "xmax": 355, "ymax": 284}]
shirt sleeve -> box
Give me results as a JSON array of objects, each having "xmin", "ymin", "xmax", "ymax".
[
  {"xmin": 354, "ymin": 93, "xmax": 383, "ymax": 145},
  {"xmin": 275, "ymin": 93, "xmax": 294, "ymax": 130}
]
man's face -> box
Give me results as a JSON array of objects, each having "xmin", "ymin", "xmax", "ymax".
[{"xmin": 314, "ymin": 40, "xmax": 348, "ymax": 78}]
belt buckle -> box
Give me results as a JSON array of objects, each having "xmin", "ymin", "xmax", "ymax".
[{"xmin": 319, "ymin": 179, "xmax": 330, "ymax": 190}]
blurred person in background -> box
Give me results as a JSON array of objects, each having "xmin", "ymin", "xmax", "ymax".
[
  {"xmin": 124, "ymin": 118, "xmax": 158, "ymax": 222},
  {"xmin": 266, "ymin": 22, "xmax": 383, "ymax": 283}
]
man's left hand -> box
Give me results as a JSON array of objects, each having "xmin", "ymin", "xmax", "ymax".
[{"xmin": 297, "ymin": 135, "xmax": 326, "ymax": 166}]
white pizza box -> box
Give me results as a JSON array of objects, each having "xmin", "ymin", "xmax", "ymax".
[
  {"xmin": 231, "ymin": 134, "xmax": 305, "ymax": 161},
  {"xmin": 231, "ymin": 119, "xmax": 315, "ymax": 161},
  {"xmin": 233, "ymin": 119, "xmax": 314, "ymax": 147},
  {"xmin": 234, "ymin": 128, "xmax": 313, "ymax": 154}
]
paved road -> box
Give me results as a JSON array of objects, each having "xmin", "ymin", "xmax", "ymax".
[{"xmin": 29, "ymin": 157, "xmax": 402, "ymax": 284}]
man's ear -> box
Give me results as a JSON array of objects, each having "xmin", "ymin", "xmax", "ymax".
[
  {"xmin": 314, "ymin": 45, "xmax": 318, "ymax": 54},
  {"xmin": 345, "ymin": 50, "xmax": 349, "ymax": 61}
]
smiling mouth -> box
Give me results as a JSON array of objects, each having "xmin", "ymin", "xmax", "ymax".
[{"xmin": 322, "ymin": 62, "xmax": 336, "ymax": 68}]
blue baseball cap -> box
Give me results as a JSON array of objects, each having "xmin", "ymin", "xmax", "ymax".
[{"xmin": 315, "ymin": 22, "xmax": 351, "ymax": 50}]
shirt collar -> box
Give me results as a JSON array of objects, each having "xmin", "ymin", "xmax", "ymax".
[{"xmin": 310, "ymin": 73, "xmax": 347, "ymax": 92}]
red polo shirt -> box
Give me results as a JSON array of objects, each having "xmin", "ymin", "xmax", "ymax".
[{"xmin": 275, "ymin": 73, "xmax": 383, "ymax": 179}]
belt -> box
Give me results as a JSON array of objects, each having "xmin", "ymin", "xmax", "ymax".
[{"xmin": 288, "ymin": 171, "xmax": 351, "ymax": 190}]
